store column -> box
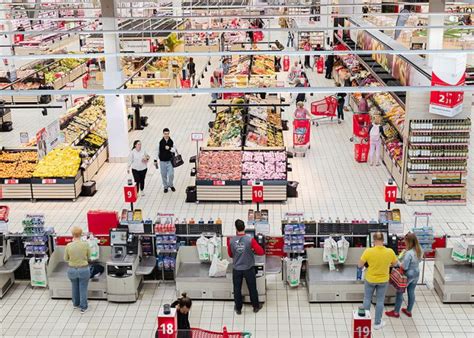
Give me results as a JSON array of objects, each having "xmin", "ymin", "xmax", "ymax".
[
  {"xmin": 0, "ymin": 1, "xmax": 17, "ymax": 81},
  {"xmin": 426, "ymin": 0, "xmax": 445, "ymax": 67},
  {"xmin": 100, "ymin": 0, "xmax": 129, "ymax": 162},
  {"xmin": 172, "ymin": 0, "xmax": 182, "ymax": 23}
]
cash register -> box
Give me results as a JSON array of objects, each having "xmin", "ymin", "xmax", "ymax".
[
  {"xmin": 0, "ymin": 233, "xmax": 23, "ymax": 298},
  {"xmin": 106, "ymin": 229, "xmax": 142, "ymax": 302}
]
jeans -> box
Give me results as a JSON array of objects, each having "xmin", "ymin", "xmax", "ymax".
[
  {"xmin": 394, "ymin": 276, "xmax": 418, "ymax": 313},
  {"xmin": 233, "ymin": 268, "xmax": 259, "ymax": 310},
  {"xmin": 287, "ymin": 37, "xmax": 294, "ymax": 47},
  {"xmin": 131, "ymin": 168, "xmax": 147, "ymax": 191},
  {"xmin": 67, "ymin": 266, "xmax": 89, "ymax": 310},
  {"xmin": 160, "ymin": 160, "xmax": 174, "ymax": 189},
  {"xmin": 363, "ymin": 281, "xmax": 388, "ymax": 325}
]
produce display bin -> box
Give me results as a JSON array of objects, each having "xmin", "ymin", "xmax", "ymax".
[
  {"xmin": 31, "ymin": 171, "xmax": 84, "ymax": 201},
  {"xmin": 196, "ymin": 180, "xmax": 241, "ymax": 202},
  {"xmin": 0, "ymin": 178, "xmax": 33, "ymax": 200},
  {"xmin": 241, "ymin": 179, "xmax": 287, "ymax": 202},
  {"xmin": 82, "ymin": 144, "xmax": 108, "ymax": 182}
]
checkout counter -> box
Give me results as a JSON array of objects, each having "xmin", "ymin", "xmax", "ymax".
[
  {"xmin": 48, "ymin": 229, "xmax": 155, "ymax": 303},
  {"xmin": 175, "ymin": 235, "xmax": 266, "ymax": 302},
  {"xmin": 433, "ymin": 248, "xmax": 473, "ymax": 303},
  {"xmin": 306, "ymin": 247, "xmax": 396, "ymax": 303},
  {"xmin": 0, "ymin": 233, "xmax": 24, "ymax": 298}
]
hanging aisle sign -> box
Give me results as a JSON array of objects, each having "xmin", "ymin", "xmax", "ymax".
[{"xmin": 429, "ymin": 54, "xmax": 466, "ymax": 117}]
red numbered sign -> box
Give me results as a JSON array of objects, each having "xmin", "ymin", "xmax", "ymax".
[
  {"xmin": 252, "ymin": 184, "xmax": 264, "ymax": 203},
  {"xmin": 157, "ymin": 306, "xmax": 177, "ymax": 338},
  {"xmin": 352, "ymin": 310, "xmax": 371, "ymax": 338},
  {"xmin": 384, "ymin": 184, "xmax": 397, "ymax": 203},
  {"xmin": 124, "ymin": 185, "xmax": 137, "ymax": 203}
]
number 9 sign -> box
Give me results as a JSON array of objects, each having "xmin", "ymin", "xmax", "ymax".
[{"xmin": 124, "ymin": 185, "xmax": 137, "ymax": 203}]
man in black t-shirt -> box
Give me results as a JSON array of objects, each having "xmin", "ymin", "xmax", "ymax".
[{"xmin": 154, "ymin": 128, "xmax": 175, "ymax": 193}]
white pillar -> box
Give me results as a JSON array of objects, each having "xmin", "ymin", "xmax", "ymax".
[
  {"xmin": 427, "ymin": 0, "xmax": 445, "ymax": 67},
  {"xmin": 0, "ymin": 1, "xmax": 17, "ymax": 81},
  {"xmin": 172, "ymin": 0, "xmax": 182, "ymax": 23},
  {"xmin": 101, "ymin": 0, "xmax": 129, "ymax": 162}
]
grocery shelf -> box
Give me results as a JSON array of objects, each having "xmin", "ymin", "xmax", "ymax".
[
  {"xmin": 410, "ymin": 129, "xmax": 471, "ymax": 133},
  {"xmin": 407, "ymin": 157, "xmax": 468, "ymax": 160},
  {"xmin": 408, "ymin": 143, "xmax": 470, "ymax": 146}
]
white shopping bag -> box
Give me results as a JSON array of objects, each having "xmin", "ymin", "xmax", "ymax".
[
  {"xmin": 285, "ymin": 256, "xmax": 303, "ymax": 287},
  {"xmin": 29, "ymin": 257, "xmax": 49, "ymax": 287},
  {"xmin": 209, "ymin": 255, "xmax": 229, "ymax": 277},
  {"xmin": 196, "ymin": 235, "xmax": 210, "ymax": 262},
  {"xmin": 88, "ymin": 235, "xmax": 100, "ymax": 261},
  {"xmin": 451, "ymin": 238, "xmax": 468, "ymax": 262},
  {"xmin": 337, "ymin": 237, "xmax": 350, "ymax": 264},
  {"xmin": 208, "ymin": 235, "xmax": 222, "ymax": 259}
]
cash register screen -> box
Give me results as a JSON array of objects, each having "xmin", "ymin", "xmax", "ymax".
[{"xmin": 110, "ymin": 230, "xmax": 128, "ymax": 246}]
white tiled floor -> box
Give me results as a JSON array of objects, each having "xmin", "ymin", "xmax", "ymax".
[{"xmin": 1, "ymin": 25, "xmax": 474, "ymax": 338}]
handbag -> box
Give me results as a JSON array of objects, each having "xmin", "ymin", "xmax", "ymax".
[
  {"xmin": 171, "ymin": 149, "xmax": 184, "ymax": 168},
  {"xmin": 390, "ymin": 267, "xmax": 408, "ymax": 292}
]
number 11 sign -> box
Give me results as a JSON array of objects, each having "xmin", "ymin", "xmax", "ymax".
[{"xmin": 384, "ymin": 181, "xmax": 397, "ymax": 210}]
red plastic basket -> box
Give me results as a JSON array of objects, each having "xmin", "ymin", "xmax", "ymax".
[
  {"xmin": 354, "ymin": 143, "xmax": 370, "ymax": 163},
  {"xmin": 181, "ymin": 79, "xmax": 191, "ymax": 88},
  {"xmin": 352, "ymin": 113, "xmax": 371, "ymax": 138},
  {"xmin": 316, "ymin": 57, "xmax": 324, "ymax": 73},
  {"xmin": 293, "ymin": 119, "xmax": 311, "ymax": 146}
]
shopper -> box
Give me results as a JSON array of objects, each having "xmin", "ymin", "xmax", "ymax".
[
  {"xmin": 154, "ymin": 128, "xmax": 175, "ymax": 193},
  {"xmin": 228, "ymin": 219, "xmax": 264, "ymax": 315},
  {"xmin": 294, "ymin": 78, "xmax": 306, "ymax": 104},
  {"xmin": 128, "ymin": 140, "xmax": 149, "ymax": 196},
  {"xmin": 210, "ymin": 70, "xmax": 221, "ymax": 101},
  {"xmin": 386, "ymin": 233, "xmax": 422, "ymax": 318},
  {"xmin": 343, "ymin": 77, "xmax": 352, "ymax": 110},
  {"xmin": 287, "ymin": 30, "xmax": 294, "ymax": 48},
  {"xmin": 294, "ymin": 101, "xmax": 310, "ymax": 119},
  {"xmin": 64, "ymin": 226, "xmax": 91, "ymax": 314},
  {"xmin": 358, "ymin": 93, "xmax": 369, "ymax": 113},
  {"xmin": 368, "ymin": 115, "xmax": 386, "ymax": 166},
  {"xmin": 187, "ymin": 57, "xmax": 196, "ymax": 87},
  {"xmin": 313, "ymin": 43, "xmax": 323, "ymax": 67},
  {"xmin": 336, "ymin": 85, "xmax": 346, "ymax": 122},
  {"xmin": 171, "ymin": 293, "xmax": 192, "ymax": 338},
  {"xmin": 288, "ymin": 61, "xmax": 301, "ymax": 82},
  {"xmin": 303, "ymin": 41, "xmax": 312, "ymax": 69},
  {"xmin": 358, "ymin": 232, "xmax": 398, "ymax": 330},
  {"xmin": 325, "ymin": 53, "xmax": 334, "ymax": 79}
]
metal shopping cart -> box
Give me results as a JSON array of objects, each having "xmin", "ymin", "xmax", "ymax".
[
  {"xmin": 292, "ymin": 118, "xmax": 311, "ymax": 157},
  {"xmin": 310, "ymin": 96, "xmax": 338, "ymax": 126},
  {"xmin": 156, "ymin": 327, "xmax": 251, "ymax": 338},
  {"xmin": 350, "ymin": 112, "xmax": 371, "ymax": 163}
]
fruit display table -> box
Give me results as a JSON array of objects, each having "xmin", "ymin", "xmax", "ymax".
[
  {"xmin": 31, "ymin": 171, "xmax": 84, "ymax": 201},
  {"xmin": 0, "ymin": 149, "xmax": 38, "ymax": 200}
]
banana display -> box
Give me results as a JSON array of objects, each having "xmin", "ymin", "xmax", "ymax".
[{"xmin": 33, "ymin": 147, "xmax": 81, "ymax": 178}]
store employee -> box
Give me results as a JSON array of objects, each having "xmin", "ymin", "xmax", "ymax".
[
  {"xmin": 228, "ymin": 219, "xmax": 264, "ymax": 315},
  {"xmin": 154, "ymin": 128, "xmax": 175, "ymax": 193}
]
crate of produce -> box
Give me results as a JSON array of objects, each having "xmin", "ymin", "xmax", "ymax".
[{"xmin": 0, "ymin": 149, "xmax": 38, "ymax": 199}]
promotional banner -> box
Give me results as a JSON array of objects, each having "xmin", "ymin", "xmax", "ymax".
[
  {"xmin": 429, "ymin": 54, "xmax": 466, "ymax": 117},
  {"xmin": 372, "ymin": 40, "xmax": 393, "ymax": 74},
  {"xmin": 36, "ymin": 120, "xmax": 60, "ymax": 159},
  {"xmin": 392, "ymin": 55, "xmax": 411, "ymax": 86}
]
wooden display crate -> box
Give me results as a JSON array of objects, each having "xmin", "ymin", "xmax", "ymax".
[
  {"xmin": 241, "ymin": 180, "xmax": 287, "ymax": 202},
  {"xmin": 82, "ymin": 145, "xmax": 108, "ymax": 182},
  {"xmin": 196, "ymin": 180, "xmax": 241, "ymax": 202},
  {"xmin": 0, "ymin": 178, "xmax": 33, "ymax": 200},
  {"xmin": 31, "ymin": 171, "xmax": 84, "ymax": 201}
]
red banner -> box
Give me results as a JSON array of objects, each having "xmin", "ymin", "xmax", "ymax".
[{"xmin": 265, "ymin": 236, "xmax": 285, "ymax": 257}]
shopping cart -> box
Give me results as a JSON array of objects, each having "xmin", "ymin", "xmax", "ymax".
[
  {"xmin": 310, "ymin": 96, "xmax": 338, "ymax": 126},
  {"xmin": 292, "ymin": 118, "xmax": 311, "ymax": 157},
  {"xmin": 350, "ymin": 112, "xmax": 371, "ymax": 163},
  {"xmin": 156, "ymin": 327, "xmax": 251, "ymax": 338}
]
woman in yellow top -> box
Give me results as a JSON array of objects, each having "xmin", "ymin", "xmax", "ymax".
[
  {"xmin": 64, "ymin": 226, "xmax": 91, "ymax": 314},
  {"xmin": 358, "ymin": 232, "xmax": 398, "ymax": 330}
]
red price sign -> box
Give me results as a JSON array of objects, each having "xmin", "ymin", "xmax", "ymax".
[
  {"xmin": 124, "ymin": 185, "xmax": 137, "ymax": 203},
  {"xmin": 157, "ymin": 307, "xmax": 177, "ymax": 338},
  {"xmin": 384, "ymin": 184, "xmax": 397, "ymax": 203},
  {"xmin": 4, "ymin": 179, "xmax": 18, "ymax": 184},
  {"xmin": 352, "ymin": 310, "xmax": 371, "ymax": 338},
  {"xmin": 42, "ymin": 179, "xmax": 56, "ymax": 184},
  {"xmin": 252, "ymin": 184, "xmax": 264, "ymax": 203}
]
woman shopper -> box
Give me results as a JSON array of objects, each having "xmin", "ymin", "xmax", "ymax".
[
  {"xmin": 303, "ymin": 41, "xmax": 311, "ymax": 69},
  {"xmin": 385, "ymin": 233, "xmax": 422, "ymax": 318},
  {"xmin": 358, "ymin": 232, "xmax": 398, "ymax": 330},
  {"xmin": 368, "ymin": 115, "xmax": 386, "ymax": 166},
  {"xmin": 336, "ymin": 84, "xmax": 346, "ymax": 122},
  {"xmin": 64, "ymin": 226, "xmax": 91, "ymax": 314},
  {"xmin": 128, "ymin": 140, "xmax": 149, "ymax": 196},
  {"xmin": 187, "ymin": 57, "xmax": 196, "ymax": 87},
  {"xmin": 171, "ymin": 293, "xmax": 193, "ymax": 338},
  {"xmin": 294, "ymin": 101, "xmax": 310, "ymax": 119}
]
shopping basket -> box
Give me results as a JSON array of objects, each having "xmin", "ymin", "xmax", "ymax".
[
  {"xmin": 352, "ymin": 113, "xmax": 371, "ymax": 139},
  {"xmin": 310, "ymin": 96, "xmax": 338, "ymax": 126},
  {"xmin": 354, "ymin": 142, "xmax": 370, "ymax": 163},
  {"xmin": 292, "ymin": 118, "xmax": 311, "ymax": 157},
  {"xmin": 316, "ymin": 57, "xmax": 324, "ymax": 74},
  {"xmin": 180, "ymin": 79, "xmax": 191, "ymax": 88}
]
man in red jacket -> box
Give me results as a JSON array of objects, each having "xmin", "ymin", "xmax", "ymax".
[{"xmin": 227, "ymin": 219, "xmax": 264, "ymax": 315}]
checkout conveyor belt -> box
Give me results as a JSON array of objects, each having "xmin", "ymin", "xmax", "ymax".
[
  {"xmin": 442, "ymin": 266, "xmax": 473, "ymax": 284},
  {"xmin": 307, "ymin": 265, "xmax": 361, "ymax": 285},
  {"xmin": 0, "ymin": 255, "xmax": 24, "ymax": 273},
  {"xmin": 176, "ymin": 262, "xmax": 232, "ymax": 280}
]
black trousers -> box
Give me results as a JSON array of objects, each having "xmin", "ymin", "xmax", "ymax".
[
  {"xmin": 304, "ymin": 55, "xmax": 311, "ymax": 68},
  {"xmin": 132, "ymin": 168, "xmax": 147, "ymax": 191},
  {"xmin": 337, "ymin": 103, "xmax": 344, "ymax": 120},
  {"xmin": 325, "ymin": 65, "xmax": 333, "ymax": 79},
  {"xmin": 233, "ymin": 268, "xmax": 259, "ymax": 310}
]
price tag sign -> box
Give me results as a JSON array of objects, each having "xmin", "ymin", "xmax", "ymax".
[
  {"xmin": 42, "ymin": 179, "xmax": 57, "ymax": 184},
  {"xmin": 213, "ymin": 180, "xmax": 225, "ymax": 186},
  {"xmin": 124, "ymin": 185, "xmax": 137, "ymax": 203},
  {"xmin": 191, "ymin": 132, "xmax": 204, "ymax": 142},
  {"xmin": 252, "ymin": 183, "xmax": 264, "ymax": 203},
  {"xmin": 352, "ymin": 310, "xmax": 371, "ymax": 338},
  {"xmin": 384, "ymin": 183, "xmax": 397, "ymax": 203},
  {"xmin": 4, "ymin": 179, "xmax": 18, "ymax": 185},
  {"xmin": 157, "ymin": 306, "xmax": 177, "ymax": 338}
]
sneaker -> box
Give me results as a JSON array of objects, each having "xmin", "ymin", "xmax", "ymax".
[
  {"xmin": 73, "ymin": 306, "xmax": 79, "ymax": 310},
  {"xmin": 373, "ymin": 321, "xmax": 386, "ymax": 330},
  {"xmin": 253, "ymin": 304, "xmax": 263, "ymax": 313},
  {"xmin": 170, "ymin": 187, "xmax": 176, "ymax": 192},
  {"xmin": 402, "ymin": 308, "xmax": 412, "ymax": 317},
  {"xmin": 385, "ymin": 310, "xmax": 400, "ymax": 318},
  {"xmin": 164, "ymin": 188, "xmax": 168, "ymax": 193},
  {"xmin": 234, "ymin": 307, "xmax": 242, "ymax": 315},
  {"xmin": 141, "ymin": 192, "xmax": 145, "ymax": 196},
  {"xmin": 80, "ymin": 308, "xmax": 88, "ymax": 314}
]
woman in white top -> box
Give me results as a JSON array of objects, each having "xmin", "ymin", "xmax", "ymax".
[
  {"xmin": 368, "ymin": 116, "xmax": 386, "ymax": 166},
  {"xmin": 128, "ymin": 140, "xmax": 149, "ymax": 196}
]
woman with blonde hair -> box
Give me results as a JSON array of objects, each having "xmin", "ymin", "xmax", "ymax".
[
  {"xmin": 64, "ymin": 226, "xmax": 90, "ymax": 313},
  {"xmin": 294, "ymin": 101, "xmax": 310, "ymax": 120},
  {"xmin": 385, "ymin": 232, "xmax": 422, "ymax": 318}
]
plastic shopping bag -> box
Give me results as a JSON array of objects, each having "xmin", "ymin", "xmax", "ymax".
[
  {"xmin": 285, "ymin": 256, "xmax": 303, "ymax": 287},
  {"xmin": 451, "ymin": 238, "xmax": 468, "ymax": 262},
  {"xmin": 197, "ymin": 235, "xmax": 210, "ymax": 262},
  {"xmin": 29, "ymin": 257, "xmax": 49, "ymax": 287},
  {"xmin": 88, "ymin": 235, "xmax": 100, "ymax": 261},
  {"xmin": 337, "ymin": 237, "xmax": 350, "ymax": 264},
  {"xmin": 208, "ymin": 235, "xmax": 222, "ymax": 259},
  {"xmin": 323, "ymin": 237, "xmax": 337, "ymax": 271},
  {"xmin": 209, "ymin": 255, "xmax": 229, "ymax": 277}
]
